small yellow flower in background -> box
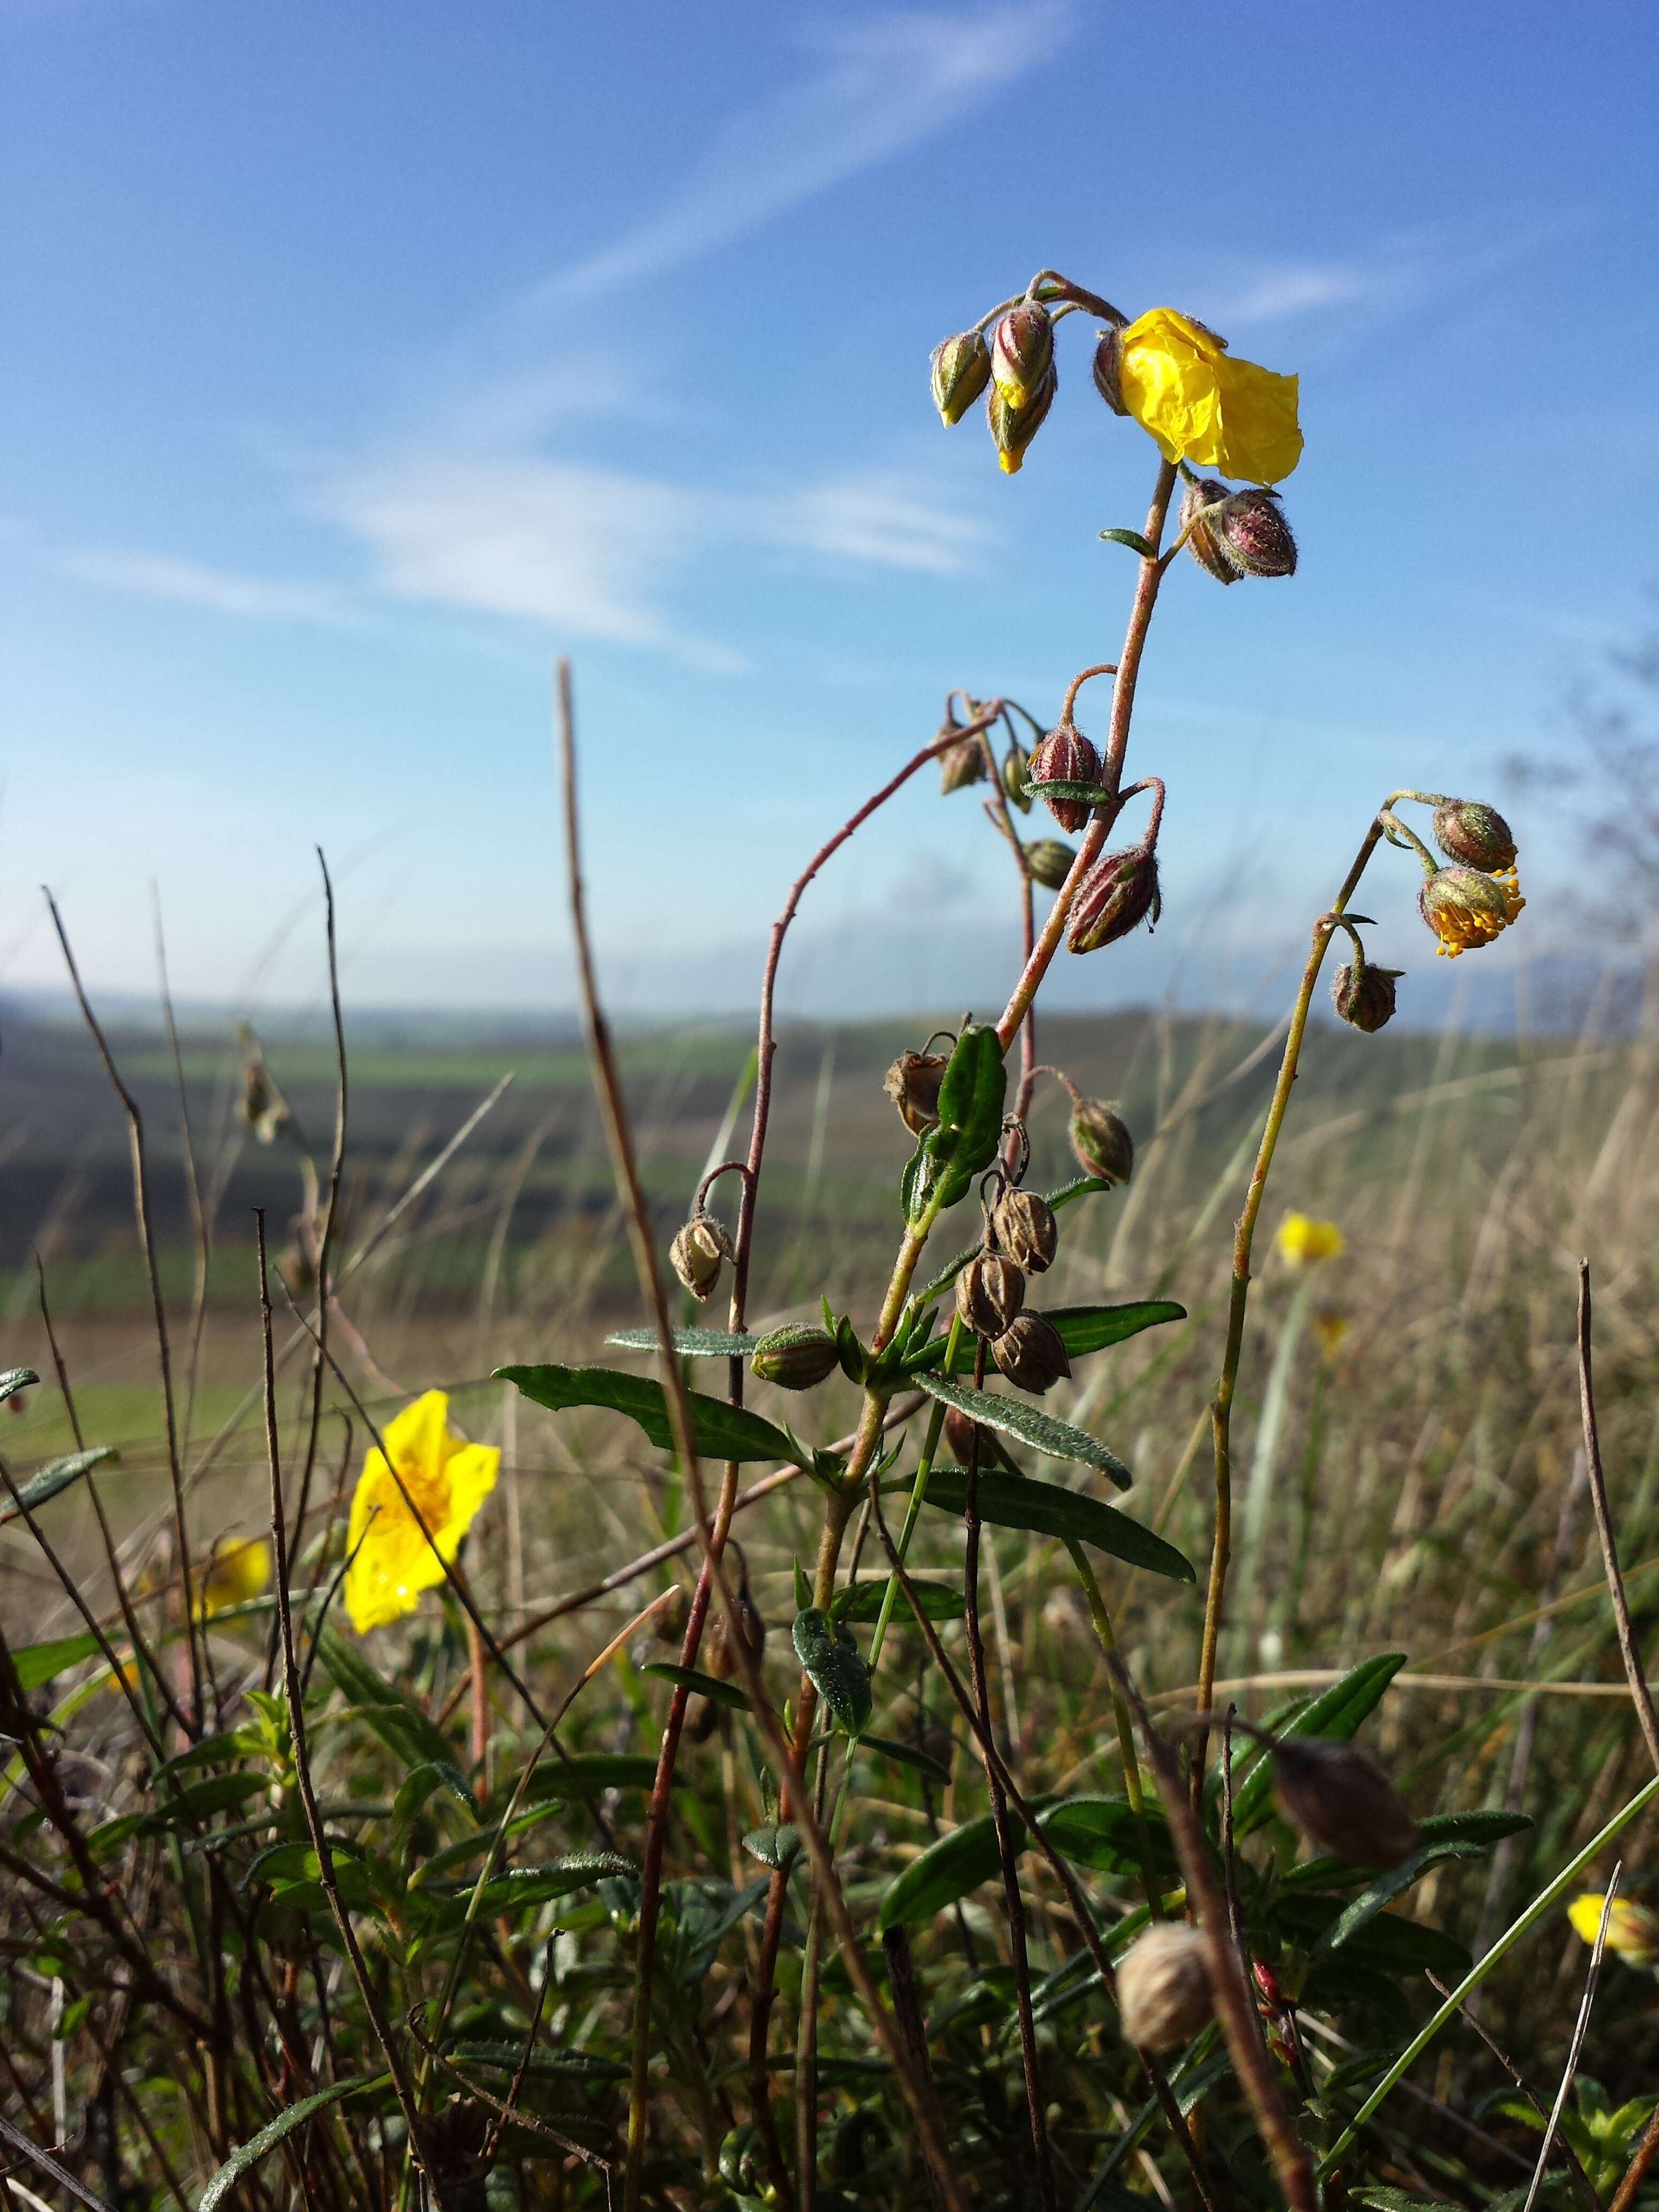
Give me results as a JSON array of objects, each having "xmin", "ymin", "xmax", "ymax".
[
  {"xmin": 1567, "ymin": 1890, "xmax": 1659, "ymax": 1966},
  {"xmin": 1116, "ymin": 308, "xmax": 1303, "ymax": 485},
  {"xmin": 196, "ymin": 1536, "xmax": 271, "ymax": 1619},
  {"xmin": 1311, "ymin": 1305, "xmax": 1350, "ymax": 1360},
  {"xmin": 1276, "ymin": 1213, "xmax": 1345, "ymax": 1269},
  {"xmin": 344, "ymin": 1391, "xmax": 499, "ymax": 1634},
  {"xmin": 1419, "ymin": 864, "xmax": 1526, "ymax": 959}
]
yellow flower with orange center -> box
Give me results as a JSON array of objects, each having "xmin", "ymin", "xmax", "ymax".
[
  {"xmin": 1568, "ymin": 1890, "xmax": 1659, "ymax": 1966},
  {"xmin": 1419, "ymin": 864, "xmax": 1525, "ymax": 959},
  {"xmin": 196, "ymin": 1535, "xmax": 271, "ymax": 1619},
  {"xmin": 1114, "ymin": 308, "xmax": 1303, "ymax": 485},
  {"xmin": 1276, "ymin": 1213, "xmax": 1344, "ymax": 1269},
  {"xmin": 343, "ymin": 1391, "xmax": 499, "ymax": 1634}
]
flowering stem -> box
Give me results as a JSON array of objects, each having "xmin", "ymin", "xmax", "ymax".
[{"xmin": 1191, "ymin": 817, "xmax": 1387, "ymax": 1800}]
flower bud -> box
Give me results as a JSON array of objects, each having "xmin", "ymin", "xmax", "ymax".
[
  {"xmin": 930, "ymin": 330, "xmax": 992, "ymax": 427},
  {"xmin": 670, "ymin": 1212, "xmax": 734, "ymax": 1302},
  {"xmin": 1181, "ymin": 480, "xmax": 1297, "ymax": 581},
  {"xmin": 1002, "ymin": 740, "xmax": 1033, "ymax": 816},
  {"xmin": 991, "ymin": 303, "xmax": 1054, "ymax": 409},
  {"xmin": 1180, "ymin": 477, "xmax": 1240, "ymax": 585},
  {"xmin": 955, "ymin": 1251, "xmax": 1025, "ymax": 1339},
  {"xmin": 1069, "ymin": 1099, "xmax": 1133, "ymax": 1185},
  {"xmin": 1331, "ymin": 960, "xmax": 1402, "ymax": 1033},
  {"xmin": 1092, "ymin": 325, "xmax": 1127, "ymax": 415},
  {"xmin": 992, "ymin": 1312, "xmax": 1070, "ymax": 1394},
  {"xmin": 991, "ymin": 1187, "xmax": 1058, "ymax": 1274},
  {"xmin": 1023, "ymin": 839, "xmax": 1077, "ymax": 891},
  {"xmin": 1028, "ymin": 723, "xmax": 1102, "ymax": 833},
  {"xmin": 1419, "ymin": 864, "xmax": 1524, "ymax": 958},
  {"xmin": 987, "ymin": 364, "xmax": 1057, "ymax": 475},
  {"xmin": 1067, "ymin": 844, "xmax": 1161, "ymax": 954},
  {"xmin": 279, "ymin": 1236, "xmax": 316, "ymax": 1302},
  {"xmin": 1115, "ymin": 1924, "xmax": 1212, "ymax": 2051},
  {"xmin": 1432, "ymin": 798, "xmax": 1517, "ymax": 875},
  {"xmin": 939, "ymin": 736, "xmax": 987, "ymax": 795},
  {"xmin": 884, "ymin": 1049, "xmax": 948, "ymax": 1137},
  {"xmin": 943, "ymin": 1406, "xmax": 983, "ymax": 1464},
  {"xmin": 750, "ymin": 1325, "xmax": 840, "ymax": 1392},
  {"xmin": 1271, "ymin": 1738, "xmax": 1419, "ymax": 1867}
]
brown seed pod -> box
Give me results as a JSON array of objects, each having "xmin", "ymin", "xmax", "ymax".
[
  {"xmin": 1069, "ymin": 1098, "xmax": 1133, "ymax": 1186},
  {"xmin": 1027, "ymin": 722, "xmax": 1102, "ymax": 833},
  {"xmin": 943, "ymin": 1406, "xmax": 982, "ymax": 1463},
  {"xmin": 1067, "ymin": 843, "xmax": 1161, "ymax": 953},
  {"xmin": 1115, "ymin": 1924, "xmax": 1212, "ymax": 2050},
  {"xmin": 991, "ymin": 1312, "xmax": 1071, "ymax": 1394},
  {"xmin": 991, "ymin": 1187, "xmax": 1059, "ymax": 1274},
  {"xmin": 884, "ymin": 1049, "xmax": 948, "ymax": 1137},
  {"xmin": 1331, "ymin": 960, "xmax": 1402, "ymax": 1034},
  {"xmin": 1271, "ymin": 1738, "xmax": 1419, "ymax": 1867},
  {"xmin": 955, "ymin": 1251, "xmax": 1025, "ymax": 1339},
  {"xmin": 670, "ymin": 1212, "xmax": 734, "ymax": 1302},
  {"xmin": 939, "ymin": 737, "xmax": 987, "ymax": 794}
]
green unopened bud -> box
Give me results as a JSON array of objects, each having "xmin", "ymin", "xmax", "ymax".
[
  {"xmin": 991, "ymin": 1311, "xmax": 1070, "ymax": 1394},
  {"xmin": 988, "ymin": 363, "xmax": 1057, "ymax": 475},
  {"xmin": 1271, "ymin": 1738, "xmax": 1419, "ymax": 1867},
  {"xmin": 939, "ymin": 737, "xmax": 987, "ymax": 795},
  {"xmin": 1066, "ymin": 845, "xmax": 1160, "ymax": 954},
  {"xmin": 1028, "ymin": 722, "xmax": 1101, "ymax": 833},
  {"xmin": 670, "ymin": 1212, "xmax": 733, "ymax": 1302},
  {"xmin": 930, "ymin": 330, "xmax": 992, "ymax": 426},
  {"xmin": 991, "ymin": 303, "xmax": 1054, "ymax": 408},
  {"xmin": 884, "ymin": 1048, "xmax": 948, "ymax": 1137},
  {"xmin": 1432, "ymin": 798, "xmax": 1516, "ymax": 875},
  {"xmin": 991, "ymin": 1187, "xmax": 1058, "ymax": 1273},
  {"xmin": 1002, "ymin": 740, "xmax": 1033, "ymax": 815},
  {"xmin": 955, "ymin": 1251, "xmax": 1025, "ymax": 1339},
  {"xmin": 1331, "ymin": 960, "xmax": 1402, "ymax": 1033},
  {"xmin": 1069, "ymin": 1099, "xmax": 1133, "ymax": 1185},
  {"xmin": 750, "ymin": 1325, "xmax": 839, "ymax": 1392},
  {"xmin": 1092, "ymin": 325, "xmax": 1127, "ymax": 415},
  {"xmin": 1024, "ymin": 838, "xmax": 1076, "ymax": 890},
  {"xmin": 1116, "ymin": 1924, "xmax": 1212, "ymax": 2050}
]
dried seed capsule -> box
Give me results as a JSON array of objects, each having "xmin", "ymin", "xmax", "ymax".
[
  {"xmin": 1271, "ymin": 1738, "xmax": 1419, "ymax": 1867},
  {"xmin": 1067, "ymin": 844, "xmax": 1161, "ymax": 954},
  {"xmin": 930, "ymin": 330, "xmax": 992, "ymax": 426},
  {"xmin": 1023, "ymin": 838, "xmax": 1077, "ymax": 890},
  {"xmin": 955, "ymin": 1251, "xmax": 1025, "ymax": 1338},
  {"xmin": 943, "ymin": 1406, "xmax": 982, "ymax": 1463},
  {"xmin": 1419, "ymin": 864, "xmax": 1523, "ymax": 958},
  {"xmin": 991, "ymin": 1187, "xmax": 1058, "ymax": 1274},
  {"xmin": 1180, "ymin": 477, "xmax": 1241, "ymax": 585},
  {"xmin": 1115, "ymin": 1924, "xmax": 1212, "ymax": 2050},
  {"xmin": 1070, "ymin": 1099, "xmax": 1133, "ymax": 1186},
  {"xmin": 1092, "ymin": 325, "xmax": 1127, "ymax": 415},
  {"xmin": 1432, "ymin": 798, "xmax": 1517, "ymax": 875},
  {"xmin": 1002, "ymin": 739, "xmax": 1033, "ymax": 815},
  {"xmin": 1331, "ymin": 960, "xmax": 1402, "ymax": 1033},
  {"xmin": 750, "ymin": 1325, "xmax": 840, "ymax": 1392},
  {"xmin": 1028, "ymin": 722, "xmax": 1102, "ymax": 833},
  {"xmin": 991, "ymin": 1312, "xmax": 1070, "ymax": 1394},
  {"xmin": 987, "ymin": 363, "xmax": 1057, "ymax": 475},
  {"xmin": 939, "ymin": 737, "xmax": 987, "ymax": 794},
  {"xmin": 884, "ymin": 1049, "xmax": 948, "ymax": 1137},
  {"xmin": 671, "ymin": 1212, "xmax": 734, "ymax": 1302},
  {"xmin": 991, "ymin": 303, "xmax": 1055, "ymax": 409}
]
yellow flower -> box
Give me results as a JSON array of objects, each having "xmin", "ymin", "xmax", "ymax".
[
  {"xmin": 343, "ymin": 1391, "xmax": 499, "ymax": 1634},
  {"xmin": 1276, "ymin": 1213, "xmax": 1345, "ymax": 1268},
  {"xmin": 196, "ymin": 1536, "xmax": 271, "ymax": 1619},
  {"xmin": 1568, "ymin": 1891, "xmax": 1659, "ymax": 1965},
  {"xmin": 1116, "ymin": 308, "xmax": 1303, "ymax": 485},
  {"xmin": 1311, "ymin": 1305, "xmax": 1350, "ymax": 1359},
  {"xmin": 1419, "ymin": 864, "xmax": 1525, "ymax": 959}
]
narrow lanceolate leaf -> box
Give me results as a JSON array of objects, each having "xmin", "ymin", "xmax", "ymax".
[
  {"xmin": 1022, "ymin": 778, "xmax": 1114, "ymax": 808},
  {"xmin": 859, "ymin": 1733, "xmax": 952, "ymax": 1786},
  {"xmin": 791, "ymin": 1609, "xmax": 872, "ymax": 1736},
  {"xmin": 0, "ymin": 1368, "xmax": 39, "ymax": 1406},
  {"xmin": 197, "ymin": 2074, "xmax": 392, "ymax": 2210},
  {"xmin": 1037, "ymin": 1793, "xmax": 1178, "ymax": 1875},
  {"xmin": 831, "ymin": 1576, "xmax": 966, "ymax": 1625},
  {"xmin": 935, "ymin": 1302, "xmax": 1186, "ymax": 1373},
  {"xmin": 0, "ymin": 1446, "xmax": 120, "ymax": 1528},
  {"xmin": 605, "ymin": 1327, "xmax": 760, "ymax": 1359},
  {"xmin": 1098, "ymin": 527, "xmax": 1158, "ymax": 558},
  {"xmin": 916, "ymin": 1371, "xmax": 1131, "ymax": 1488},
  {"xmin": 1273, "ymin": 1892, "xmax": 1471, "ymax": 1978},
  {"xmin": 1228, "ymin": 1651, "xmax": 1407, "ymax": 1834},
  {"xmin": 496, "ymin": 1363, "xmax": 795, "ymax": 1465},
  {"xmin": 640, "ymin": 1661, "xmax": 751, "ymax": 1713},
  {"xmin": 919, "ymin": 1468, "xmax": 1195, "ymax": 1583},
  {"xmin": 10, "ymin": 1632, "xmax": 103, "ymax": 1692},
  {"xmin": 316, "ymin": 1631, "xmax": 474, "ymax": 1806}
]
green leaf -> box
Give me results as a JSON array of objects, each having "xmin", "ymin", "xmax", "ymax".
[
  {"xmin": 1315, "ymin": 1813, "xmax": 1534, "ymax": 1952},
  {"xmin": 932, "ymin": 1302, "xmax": 1185, "ymax": 1373},
  {"xmin": 393, "ymin": 1762, "xmax": 474, "ymax": 1827},
  {"xmin": 1228, "ymin": 1652, "xmax": 1407, "ymax": 1834},
  {"xmin": 506, "ymin": 1752, "xmax": 664, "ymax": 1809},
  {"xmin": 10, "ymin": 1632, "xmax": 103, "ymax": 1692},
  {"xmin": 1098, "ymin": 527, "xmax": 1157, "ymax": 557},
  {"xmin": 908, "ymin": 1025, "xmax": 1007, "ymax": 1224},
  {"xmin": 1022, "ymin": 778, "xmax": 1114, "ymax": 808},
  {"xmin": 198, "ymin": 2073, "xmax": 392, "ymax": 2210},
  {"xmin": 141, "ymin": 1773, "xmax": 267, "ymax": 1832},
  {"xmin": 860, "ymin": 1733, "xmax": 952, "ymax": 1786},
  {"xmin": 0, "ymin": 1446, "xmax": 119, "ymax": 1527},
  {"xmin": 316, "ymin": 1630, "xmax": 475, "ymax": 1807},
  {"xmin": 0, "ymin": 1367, "xmax": 39, "ymax": 1405},
  {"xmin": 604, "ymin": 1327, "xmax": 760, "ymax": 1358},
  {"xmin": 434, "ymin": 1851, "xmax": 635, "ymax": 1925},
  {"xmin": 791, "ymin": 1609, "xmax": 872, "ymax": 1736},
  {"xmin": 1037, "ymin": 1793, "xmax": 1178, "ymax": 1875},
  {"xmin": 496, "ymin": 1363, "xmax": 795, "ymax": 1465},
  {"xmin": 641, "ymin": 1661, "xmax": 750, "ymax": 1712},
  {"xmin": 920, "ymin": 1466, "xmax": 1194, "ymax": 1581},
  {"xmin": 1274, "ymin": 1891, "xmax": 1471, "ymax": 1977},
  {"xmin": 879, "ymin": 1804, "xmax": 1065, "ymax": 1929},
  {"xmin": 742, "ymin": 1822, "xmax": 800, "ymax": 1871},
  {"xmin": 445, "ymin": 2041, "xmax": 625, "ymax": 2080},
  {"xmin": 831, "ymin": 1576, "xmax": 965, "ymax": 1624},
  {"xmin": 916, "ymin": 1371, "xmax": 1131, "ymax": 1488}
]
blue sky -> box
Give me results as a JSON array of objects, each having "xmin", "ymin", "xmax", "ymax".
[{"xmin": 4, "ymin": 1, "xmax": 1656, "ymax": 1026}]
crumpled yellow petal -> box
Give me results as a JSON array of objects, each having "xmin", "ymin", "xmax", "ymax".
[
  {"xmin": 343, "ymin": 1389, "xmax": 500, "ymax": 1634},
  {"xmin": 380, "ymin": 1387, "xmax": 454, "ymax": 1473},
  {"xmin": 1117, "ymin": 307, "xmax": 1303, "ymax": 485}
]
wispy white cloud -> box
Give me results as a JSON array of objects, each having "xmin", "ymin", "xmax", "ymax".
[
  {"xmin": 49, "ymin": 548, "xmax": 356, "ymax": 625},
  {"xmin": 525, "ymin": 6, "xmax": 1077, "ymax": 307}
]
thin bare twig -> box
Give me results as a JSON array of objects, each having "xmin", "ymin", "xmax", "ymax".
[
  {"xmin": 1522, "ymin": 1862, "xmax": 1619, "ymax": 2212},
  {"xmin": 1579, "ymin": 1260, "xmax": 1659, "ymax": 1775}
]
